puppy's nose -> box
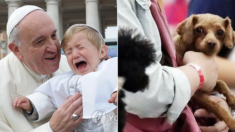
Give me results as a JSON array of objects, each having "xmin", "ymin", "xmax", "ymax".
[{"xmin": 207, "ymin": 42, "xmax": 216, "ymax": 49}]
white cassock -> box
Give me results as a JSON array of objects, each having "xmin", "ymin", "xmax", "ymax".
[
  {"xmin": 0, "ymin": 53, "xmax": 71, "ymax": 132},
  {"xmin": 27, "ymin": 57, "xmax": 117, "ymax": 132}
]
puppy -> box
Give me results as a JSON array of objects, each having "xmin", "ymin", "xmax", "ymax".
[
  {"xmin": 174, "ymin": 13, "xmax": 235, "ymax": 130},
  {"xmin": 118, "ymin": 28, "xmax": 156, "ymax": 132}
]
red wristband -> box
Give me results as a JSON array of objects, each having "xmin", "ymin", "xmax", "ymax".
[{"xmin": 186, "ymin": 63, "xmax": 204, "ymax": 90}]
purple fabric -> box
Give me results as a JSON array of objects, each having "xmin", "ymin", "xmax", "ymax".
[
  {"xmin": 123, "ymin": 1, "xmax": 201, "ymax": 132},
  {"xmin": 124, "ymin": 113, "xmax": 171, "ymax": 132},
  {"xmin": 170, "ymin": 106, "xmax": 201, "ymax": 132},
  {"xmin": 150, "ymin": 0, "xmax": 177, "ymax": 67},
  {"xmin": 124, "ymin": 106, "xmax": 201, "ymax": 132}
]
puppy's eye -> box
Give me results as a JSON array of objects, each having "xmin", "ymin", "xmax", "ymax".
[
  {"xmin": 195, "ymin": 27, "xmax": 204, "ymax": 34},
  {"xmin": 216, "ymin": 29, "xmax": 224, "ymax": 36}
]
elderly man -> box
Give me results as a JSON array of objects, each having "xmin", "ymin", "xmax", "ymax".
[{"xmin": 0, "ymin": 5, "xmax": 83, "ymax": 132}]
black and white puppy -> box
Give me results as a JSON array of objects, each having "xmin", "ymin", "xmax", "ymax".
[{"xmin": 118, "ymin": 28, "xmax": 156, "ymax": 132}]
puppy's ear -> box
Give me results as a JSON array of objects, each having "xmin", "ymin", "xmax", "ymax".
[
  {"xmin": 176, "ymin": 15, "xmax": 198, "ymax": 44},
  {"xmin": 224, "ymin": 17, "xmax": 234, "ymax": 49}
]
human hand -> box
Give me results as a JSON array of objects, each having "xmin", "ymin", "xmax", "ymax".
[
  {"xmin": 13, "ymin": 97, "xmax": 32, "ymax": 112},
  {"xmin": 183, "ymin": 51, "xmax": 218, "ymax": 93},
  {"xmin": 194, "ymin": 95, "xmax": 229, "ymax": 132},
  {"xmin": 49, "ymin": 92, "xmax": 83, "ymax": 132},
  {"xmin": 108, "ymin": 91, "xmax": 117, "ymax": 105}
]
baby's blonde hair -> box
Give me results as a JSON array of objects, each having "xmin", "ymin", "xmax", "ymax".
[{"xmin": 61, "ymin": 24, "xmax": 105, "ymax": 53}]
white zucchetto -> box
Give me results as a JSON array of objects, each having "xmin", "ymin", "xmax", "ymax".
[{"xmin": 7, "ymin": 5, "xmax": 43, "ymax": 41}]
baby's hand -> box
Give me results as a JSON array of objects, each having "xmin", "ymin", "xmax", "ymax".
[
  {"xmin": 13, "ymin": 97, "xmax": 32, "ymax": 112},
  {"xmin": 108, "ymin": 92, "xmax": 117, "ymax": 105}
]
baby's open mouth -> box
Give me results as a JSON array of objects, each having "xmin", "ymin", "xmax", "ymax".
[
  {"xmin": 76, "ymin": 61, "xmax": 87, "ymax": 70},
  {"xmin": 45, "ymin": 55, "xmax": 56, "ymax": 60}
]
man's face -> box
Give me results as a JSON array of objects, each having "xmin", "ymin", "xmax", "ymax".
[
  {"xmin": 65, "ymin": 32, "xmax": 101, "ymax": 75},
  {"xmin": 17, "ymin": 10, "xmax": 61, "ymax": 75}
]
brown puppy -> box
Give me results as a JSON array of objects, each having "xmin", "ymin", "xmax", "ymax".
[{"xmin": 174, "ymin": 13, "xmax": 235, "ymax": 130}]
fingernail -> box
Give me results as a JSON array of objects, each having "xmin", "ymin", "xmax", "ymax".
[{"xmin": 194, "ymin": 111, "xmax": 200, "ymax": 116}]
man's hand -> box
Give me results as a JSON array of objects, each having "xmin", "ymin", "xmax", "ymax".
[
  {"xmin": 49, "ymin": 92, "xmax": 83, "ymax": 132},
  {"xmin": 13, "ymin": 97, "xmax": 32, "ymax": 112},
  {"xmin": 108, "ymin": 92, "xmax": 117, "ymax": 105},
  {"xmin": 194, "ymin": 95, "xmax": 229, "ymax": 132}
]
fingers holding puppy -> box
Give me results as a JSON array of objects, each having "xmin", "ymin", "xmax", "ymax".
[{"xmin": 194, "ymin": 95, "xmax": 230, "ymax": 132}]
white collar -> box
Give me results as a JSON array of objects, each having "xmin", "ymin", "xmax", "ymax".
[{"xmin": 22, "ymin": 62, "xmax": 51, "ymax": 83}]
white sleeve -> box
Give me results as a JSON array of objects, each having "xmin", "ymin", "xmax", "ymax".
[
  {"xmin": 29, "ymin": 122, "xmax": 53, "ymax": 132},
  {"xmin": 113, "ymin": 86, "xmax": 118, "ymax": 93},
  {"xmin": 26, "ymin": 92, "xmax": 56, "ymax": 122},
  {"xmin": 118, "ymin": 0, "xmax": 191, "ymax": 124},
  {"xmin": 48, "ymin": 123, "xmax": 54, "ymax": 132}
]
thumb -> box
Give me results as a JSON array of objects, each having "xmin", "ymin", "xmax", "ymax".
[
  {"xmin": 19, "ymin": 103, "xmax": 31, "ymax": 111},
  {"xmin": 108, "ymin": 99, "xmax": 112, "ymax": 103},
  {"xmin": 194, "ymin": 109, "xmax": 215, "ymax": 118},
  {"xmin": 19, "ymin": 103, "xmax": 28, "ymax": 109}
]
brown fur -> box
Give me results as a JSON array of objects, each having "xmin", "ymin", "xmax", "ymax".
[{"xmin": 174, "ymin": 14, "xmax": 235, "ymax": 130}]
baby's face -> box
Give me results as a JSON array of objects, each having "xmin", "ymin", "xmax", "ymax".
[{"xmin": 65, "ymin": 32, "xmax": 101, "ymax": 75}]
